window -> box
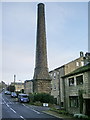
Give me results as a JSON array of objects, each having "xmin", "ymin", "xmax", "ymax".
[
  {"xmin": 76, "ymin": 75, "xmax": 83, "ymax": 85},
  {"xmin": 54, "ymin": 84, "xmax": 56, "ymax": 90},
  {"xmin": 53, "ymin": 72, "xmax": 56, "ymax": 79},
  {"xmin": 61, "ymin": 102, "xmax": 64, "ymax": 107},
  {"xmin": 57, "ymin": 72, "xmax": 60, "ymax": 79},
  {"xmin": 50, "ymin": 73, "xmax": 53, "ymax": 78},
  {"xmin": 76, "ymin": 62, "xmax": 79, "ymax": 66},
  {"xmin": 51, "ymin": 85, "xmax": 52, "ymax": 90},
  {"xmin": 69, "ymin": 96, "xmax": 78, "ymax": 108},
  {"xmin": 81, "ymin": 61, "xmax": 84, "ymax": 66},
  {"xmin": 69, "ymin": 77, "xmax": 74, "ymax": 86}
]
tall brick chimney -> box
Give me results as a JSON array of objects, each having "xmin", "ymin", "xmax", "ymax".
[{"xmin": 33, "ymin": 3, "xmax": 51, "ymax": 94}]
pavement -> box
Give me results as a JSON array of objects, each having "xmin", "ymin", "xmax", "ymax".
[
  {"xmin": 43, "ymin": 110, "xmax": 79, "ymax": 120},
  {"xmin": 26, "ymin": 104, "xmax": 78, "ymax": 120}
]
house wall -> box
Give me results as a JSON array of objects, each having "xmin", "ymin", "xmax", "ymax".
[
  {"xmin": 15, "ymin": 84, "xmax": 24, "ymax": 92},
  {"xmin": 24, "ymin": 80, "xmax": 33, "ymax": 94},
  {"xmin": 65, "ymin": 74, "xmax": 82, "ymax": 114},
  {"xmin": 11, "ymin": 82, "xmax": 24, "ymax": 92},
  {"xmin": 64, "ymin": 71, "xmax": 90, "ymax": 115},
  {"xmin": 65, "ymin": 57, "xmax": 85, "ymax": 75},
  {"xmin": 49, "ymin": 56, "xmax": 85, "ymax": 105},
  {"xmin": 50, "ymin": 66, "xmax": 65, "ymax": 105}
]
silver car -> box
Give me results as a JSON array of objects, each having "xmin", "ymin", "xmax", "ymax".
[
  {"xmin": 4, "ymin": 91, "xmax": 11, "ymax": 95},
  {"xmin": 11, "ymin": 92, "xmax": 17, "ymax": 98}
]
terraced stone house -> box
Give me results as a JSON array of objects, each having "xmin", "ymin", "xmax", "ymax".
[
  {"xmin": 62, "ymin": 63, "xmax": 90, "ymax": 116},
  {"xmin": 49, "ymin": 52, "xmax": 90, "ymax": 110},
  {"xmin": 49, "ymin": 52, "xmax": 86, "ymax": 105}
]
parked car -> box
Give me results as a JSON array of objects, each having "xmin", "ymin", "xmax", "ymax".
[
  {"xmin": 18, "ymin": 93, "xmax": 30, "ymax": 103},
  {"xmin": 4, "ymin": 91, "xmax": 11, "ymax": 95},
  {"xmin": 11, "ymin": 92, "xmax": 17, "ymax": 98}
]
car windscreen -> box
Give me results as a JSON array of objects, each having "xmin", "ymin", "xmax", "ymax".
[{"xmin": 21, "ymin": 95, "xmax": 28, "ymax": 98}]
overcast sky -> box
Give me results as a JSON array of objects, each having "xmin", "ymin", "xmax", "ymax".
[{"xmin": 1, "ymin": 2, "xmax": 88, "ymax": 84}]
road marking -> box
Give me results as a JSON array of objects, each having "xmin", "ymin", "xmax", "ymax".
[
  {"xmin": 22, "ymin": 104, "xmax": 29, "ymax": 108},
  {"xmin": 10, "ymin": 108, "xmax": 16, "ymax": 113},
  {"xmin": 4, "ymin": 97, "xmax": 13, "ymax": 104},
  {"xmin": 22, "ymin": 104, "xmax": 26, "ymax": 106},
  {"xmin": 20, "ymin": 115, "xmax": 25, "ymax": 120},
  {"xmin": 6, "ymin": 104, "xmax": 9, "ymax": 107},
  {"xmin": 22, "ymin": 104, "xmax": 40, "ymax": 114},
  {"xmin": 2, "ymin": 98, "xmax": 6, "ymax": 104},
  {"xmin": 2, "ymin": 97, "xmax": 13, "ymax": 104},
  {"xmin": 32, "ymin": 109, "xmax": 40, "ymax": 114}
]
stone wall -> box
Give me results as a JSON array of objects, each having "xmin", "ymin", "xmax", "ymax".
[
  {"xmin": 65, "ymin": 57, "xmax": 84, "ymax": 75},
  {"xmin": 33, "ymin": 79, "xmax": 51, "ymax": 94},
  {"xmin": 50, "ymin": 66, "xmax": 65, "ymax": 105},
  {"xmin": 64, "ymin": 71, "xmax": 90, "ymax": 114},
  {"xmin": 24, "ymin": 80, "xmax": 33, "ymax": 94}
]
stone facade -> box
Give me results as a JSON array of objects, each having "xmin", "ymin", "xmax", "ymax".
[
  {"xmin": 11, "ymin": 82, "xmax": 24, "ymax": 92},
  {"xmin": 49, "ymin": 66, "xmax": 65, "ymax": 106},
  {"xmin": 33, "ymin": 79, "xmax": 51, "ymax": 94},
  {"xmin": 65, "ymin": 56, "xmax": 85, "ymax": 75},
  {"xmin": 49, "ymin": 53, "xmax": 86, "ymax": 106},
  {"xmin": 24, "ymin": 80, "xmax": 33, "ymax": 94},
  {"xmin": 33, "ymin": 3, "xmax": 51, "ymax": 94},
  {"xmin": 0, "ymin": 81, "xmax": 7, "ymax": 92},
  {"xmin": 63, "ymin": 63, "xmax": 90, "ymax": 115}
]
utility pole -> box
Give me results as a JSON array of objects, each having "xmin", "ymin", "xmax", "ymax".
[{"xmin": 14, "ymin": 75, "xmax": 16, "ymax": 91}]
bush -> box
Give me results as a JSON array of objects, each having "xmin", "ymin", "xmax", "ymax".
[
  {"xmin": 7, "ymin": 85, "xmax": 15, "ymax": 92},
  {"xmin": 29, "ymin": 93, "xmax": 34, "ymax": 102},
  {"xmin": 33, "ymin": 101, "xmax": 42, "ymax": 106},
  {"xmin": 29, "ymin": 93, "xmax": 56, "ymax": 104}
]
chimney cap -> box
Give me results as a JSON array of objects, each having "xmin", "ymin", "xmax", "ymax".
[
  {"xmin": 80, "ymin": 51, "xmax": 84, "ymax": 57},
  {"xmin": 38, "ymin": 3, "xmax": 44, "ymax": 6}
]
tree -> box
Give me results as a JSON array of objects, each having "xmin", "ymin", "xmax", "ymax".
[{"xmin": 7, "ymin": 85, "xmax": 15, "ymax": 92}]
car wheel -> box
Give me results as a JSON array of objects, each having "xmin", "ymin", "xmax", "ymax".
[{"xmin": 19, "ymin": 99, "xmax": 22, "ymax": 103}]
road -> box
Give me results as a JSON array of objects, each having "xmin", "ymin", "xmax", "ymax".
[{"xmin": 0, "ymin": 91, "xmax": 62, "ymax": 120}]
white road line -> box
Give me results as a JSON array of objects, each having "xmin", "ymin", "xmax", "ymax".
[
  {"xmin": 4, "ymin": 97, "xmax": 12, "ymax": 104},
  {"xmin": 2, "ymin": 98, "xmax": 6, "ymax": 104},
  {"xmin": 22, "ymin": 104, "xmax": 26, "ymax": 106},
  {"xmin": 2, "ymin": 97, "xmax": 12, "ymax": 104},
  {"xmin": 32, "ymin": 109, "xmax": 40, "ymax": 114},
  {"xmin": 6, "ymin": 104, "xmax": 9, "ymax": 107},
  {"xmin": 10, "ymin": 108, "xmax": 16, "ymax": 114},
  {"xmin": 22, "ymin": 104, "xmax": 29, "ymax": 108},
  {"xmin": 20, "ymin": 115, "xmax": 25, "ymax": 120},
  {"xmin": 22, "ymin": 104, "xmax": 40, "ymax": 114}
]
